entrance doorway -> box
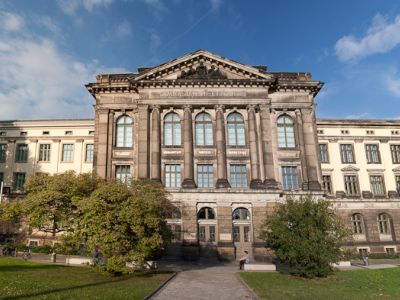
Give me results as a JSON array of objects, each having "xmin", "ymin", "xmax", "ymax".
[{"xmin": 232, "ymin": 207, "xmax": 252, "ymax": 259}]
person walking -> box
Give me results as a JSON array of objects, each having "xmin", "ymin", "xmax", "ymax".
[{"xmin": 239, "ymin": 250, "xmax": 249, "ymax": 270}]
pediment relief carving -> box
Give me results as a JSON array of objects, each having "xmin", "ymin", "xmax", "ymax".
[
  {"xmin": 341, "ymin": 165, "xmax": 360, "ymax": 172},
  {"xmin": 177, "ymin": 63, "xmax": 227, "ymax": 80},
  {"xmin": 133, "ymin": 50, "xmax": 273, "ymax": 82}
]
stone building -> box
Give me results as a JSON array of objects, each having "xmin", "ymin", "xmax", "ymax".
[{"xmin": 1, "ymin": 50, "xmax": 400, "ymax": 258}]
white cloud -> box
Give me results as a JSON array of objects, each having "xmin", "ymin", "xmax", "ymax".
[
  {"xmin": 57, "ymin": 0, "xmax": 113, "ymax": 14},
  {"xmin": 335, "ymin": 14, "xmax": 400, "ymax": 62},
  {"xmin": 209, "ymin": 0, "xmax": 223, "ymax": 10},
  {"xmin": 387, "ymin": 73, "xmax": 400, "ymax": 97},
  {"xmin": 1, "ymin": 12, "xmax": 24, "ymax": 32},
  {"xmin": 34, "ymin": 16, "xmax": 63, "ymax": 38},
  {"xmin": 115, "ymin": 20, "xmax": 132, "ymax": 38}
]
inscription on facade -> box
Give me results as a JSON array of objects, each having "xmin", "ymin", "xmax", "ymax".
[{"xmin": 139, "ymin": 90, "xmax": 268, "ymax": 100}]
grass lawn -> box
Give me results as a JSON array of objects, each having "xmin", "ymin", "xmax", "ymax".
[
  {"xmin": 0, "ymin": 257, "xmax": 173, "ymax": 300},
  {"xmin": 240, "ymin": 268, "xmax": 400, "ymax": 300}
]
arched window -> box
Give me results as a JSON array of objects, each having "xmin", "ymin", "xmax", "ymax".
[
  {"xmin": 350, "ymin": 213, "xmax": 364, "ymax": 234},
  {"xmin": 227, "ymin": 112, "xmax": 245, "ymax": 146},
  {"xmin": 232, "ymin": 208, "xmax": 250, "ymax": 221},
  {"xmin": 165, "ymin": 207, "xmax": 182, "ymax": 219},
  {"xmin": 277, "ymin": 115, "xmax": 295, "ymax": 148},
  {"xmin": 195, "ymin": 113, "xmax": 213, "ymax": 146},
  {"xmin": 164, "ymin": 113, "xmax": 181, "ymax": 146},
  {"xmin": 198, "ymin": 207, "xmax": 215, "ymax": 220},
  {"xmin": 378, "ymin": 213, "xmax": 391, "ymax": 234},
  {"xmin": 116, "ymin": 116, "xmax": 133, "ymax": 147}
]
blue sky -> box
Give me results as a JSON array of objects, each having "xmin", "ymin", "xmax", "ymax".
[{"xmin": 1, "ymin": 0, "xmax": 400, "ymax": 120}]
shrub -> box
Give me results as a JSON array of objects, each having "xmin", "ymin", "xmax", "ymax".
[{"xmin": 259, "ymin": 195, "xmax": 350, "ymax": 278}]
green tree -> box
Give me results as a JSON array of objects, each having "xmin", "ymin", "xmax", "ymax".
[
  {"xmin": 259, "ymin": 195, "xmax": 349, "ymax": 278},
  {"xmin": 75, "ymin": 179, "xmax": 171, "ymax": 273},
  {"xmin": 24, "ymin": 172, "xmax": 101, "ymax": 237}
]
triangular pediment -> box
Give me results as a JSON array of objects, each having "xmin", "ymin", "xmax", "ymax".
[
  {"xmin": 341, "ymin": 165, "xmax": 360, "ymax": 172},
  {"xmin": 133, "ymin": 50, "xmax": 274, "ymax": 81}
]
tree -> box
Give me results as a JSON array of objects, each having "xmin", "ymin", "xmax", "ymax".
[
  {"xmin": 24, "ymin": 172, "xmax": 101, "ymax": 237},
  {"xmin": 259, "ymin": 195, "xmax": 349, "ymax": 278},
  {"xmin": 75, "ymin": 179, "xmax": 171, "ymax": 273}
]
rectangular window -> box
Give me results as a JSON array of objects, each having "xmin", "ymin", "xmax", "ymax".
[
  {"xmin": 13, "ymin": 172, "xmax": 25, "ymax": 191},
  {"xmin": 319, "ymin": 144, "xmax": 329, "ymax": 163},
  {"xmin": 344, "ymin": 175, "xmax": 359, "ymax": 196},
  {"xmin": 244, "ymin": 226, "xmax": 250, "ymax": 242},
  {"xmin": 365, "ymin": 144, "xmax": 380, "ymax": 164},
  {"xmin": 340, "ymin": 144, "xmax": 355, "ymax": 163},
  {"xmin": 165, "ymin": 164, "xmax": 181, "ymax": 188},
  {"xmin": 199, "ymin": 226, "xmax": 206, "ymax": 242},
  {"xmin": 322, "ymin": 175, "xmax": 332, "ymax": 194},
  {"xmin": 61, "ymin": 144, "xmax": 74, "ymax": 162},
  {"xmin": 115, "ymin": 165, "xmax": 131, "ymax": 183},
  {"xmin": 38, "ymin": 144, "xmax": 51, "ymax": 162},
  {"xmin": 386, "ymin": 247, "xmax": 396, "ymax": 255},
  {"xmin": 370, "ymin": 175, "xmax": 385, "ymax": 196},
  {"xmin": 391, "ymin": 145, "xmax": 400, "ymax": 164},
  {"xmin": 0, "ymin": 172, "xmax": 3, "ymax": 183},
  {"xmin": 281, "ymin": 166, "xmax": 298, "ymax": 191},
  {"xmin": 209, "ymin": 226, "xmax": 216, "ymax": 242},
  {"xmin": 0, "ymin": 144, "xmax": 6, "ymax": 162},
  {"xmin": 230, "ymin": 164, "xmax": 247, "ymax": 188},
  {"xmin": 15, "ymin": 144, "xmax": 28, "ymax": 162},
  {"xmin": 197, "ymin": 164, "xmax": 214, "ymax": 188},
  {"xmin": 396, "ymin": 176, "xmax": 400, "ymax": 194},
  {"xmin": 233, "ymin": 226, "xmax": 240, "ymax": 242},
  {"xmin": 85, "ymin": 144, "xmax": 94, "ymax": 162}
]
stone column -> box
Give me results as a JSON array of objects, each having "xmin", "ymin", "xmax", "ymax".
[
  {"xmin": 215, "ymin": 105, "xmax": 230, "ymax": 188},
  {"xmin": 259, "ymin": 103, "xmax": 278, "ymax": 189},
  {"xmin": 247, "ymin": 105, "xmax": 263, "ymax": 189},
  {"xmin": 301, "ymin": 107, "xmax": 321, "ymax": 190},
  {"xmin": 295, "ymin": 109, "xmax": 309, "ymax": 189},
  {"xmin": 182, "ymin": 105, "xmax": 196, "ymax": 188},
  {"xmin": 94, "ymin": 108, "xmax": 109, "ymax": 178},
  {"xmin": 150, "ymin": 105, "xmax": 161, "ymax": 181},
  {"xmin": 106, "ymin": 110, "xmax": 114, "ymax": 178},
  {"xmin": 137, "ymin": 105, "xmax": 150, "ymax": 179}
]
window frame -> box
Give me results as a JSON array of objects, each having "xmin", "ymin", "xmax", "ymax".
[
  {"xmin": 322, "ymin": 175, "xmax": 333, "ymax": 194},
  {"xmin": 350, "ymin": 213, "xmax": 364, "ymax": 234},
  {"xmin": 197, "ymin": 164, "xmax": 214, "ymax": 188},
  {"xmin": 281, "ymin": 166, "xmax": 299, "ymax": 191},
  {"xmin": 0, "ymin": 144, "xmax": 6, "ymax": 163},
  {"xmin": 115, "ymin": 115, "xmax": 133, "ymax": 148},
  {"xmin": 61, "ymin": 144, "xmax": 74, "ymax": 162},
  {"xmin": 38, "ymin": 143, "xmax": 51, "ymax": 162},
  {"xmin": 340, "ymin": 144, "xmax": 356, "ymax": 164},
  {"xmin": 115, "ymin": 165, "xmax": 131, "ymax": 184},
  {"xmin": 370, "ymin": 175, "xmax": 385, "ymax": 196},
  {"xmin": 15, "ymin": 144, "xmax": 28, "ymax": 163},
  {"xmin": 344, "ymin": 174, "xmax": 360, "ymax": 196},
  {"xmin": 195, "ymin": 112, "xmax": 213, "ymax": 146},
  {"xmin": 164, "ymin": 163, "xmax": 181, "ymax": 188},
  {"xmin": 85, "ymin": 144, "xmax": 94, "ymax": 163},
  {"xmin": 163, "ymin": 112, "xmax": 182, "ymax": 146},
  {"xmin": 390, "ymin": 144, "xmax": 400, "ymax": 164},
  {"xmin": 319, "ymin": 143, "xmax": 329, "ymax": 163},
  {"xmin": 378, "ymin": 213, "xmax": 391, "ymax": 235},
  {"xmin": 277, "ymin": 115, "xmax": 296, "ymax": 149},
  {"xmin": 226, "ymin": 112, "xmax": 246, "ymax": 147},
  {"xmin": 365, "ymin": 144, "xmax": 381, "ymax": 164},
  {"xmin": 13, "ymin": 172, "xmax": 26, "ymax": 191},
  {"xmin": 229, "ymin": 163, "xmax": 247, "ymax": 188}
]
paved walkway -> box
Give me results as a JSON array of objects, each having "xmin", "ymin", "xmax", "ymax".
[{"xmin": 151, "ymin": 260, "xmax": 257, "ymax": 300}]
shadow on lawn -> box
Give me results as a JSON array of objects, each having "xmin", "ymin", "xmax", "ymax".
[
  {"xmin": 0, "ymin": 264, "xmax": 64, "ymax": 272},
  {"xmin": 2, "ymin": 275, "xmax": 141, "ymax": 300}
]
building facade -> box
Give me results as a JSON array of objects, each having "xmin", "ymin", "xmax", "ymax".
[{"xmin": 1, "ymin": 50, "xmax": 400, "ymax": 258}]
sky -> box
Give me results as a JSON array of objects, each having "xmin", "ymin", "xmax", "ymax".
[{"xmin": 0, "ymin": 0, "xmax": 400, "ymax": 120}]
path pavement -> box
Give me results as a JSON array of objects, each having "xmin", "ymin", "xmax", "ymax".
[{"xmin": 151, "ymin": 260, "xmax": 257, "ymax": 300}]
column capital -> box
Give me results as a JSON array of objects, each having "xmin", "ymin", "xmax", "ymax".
[
  {"xmin": 214, "ymin": 104, "xmax": 225, "ymax": 112},
  {"xmin": 246, "ymin": 104, "xmax": 257, "ymax": 112},
  {"xmin": 150, "ymin": 104, "xmax": 161, "ymax": 112},
  {"xmin": 183, "ymin": 104, "xmax": 192, "ymax": 112}
]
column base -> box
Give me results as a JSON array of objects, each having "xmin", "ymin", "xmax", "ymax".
[
  {"xmin": 250, "ymin": 179, "xmax": 265, "ymax": 190},
  {"xmin": 305, "ymin": 181, "xmax": 321, "ymax": 191},
  {"xmin": 216, "ymin": 178, "xmax": 230, "ymax": 189},
  {"xmin": 182, "ymin": 178, "xmax": 197, "ymax": 189},
  {"xmin": 264, "ymin": 179, "xmax": 279, "ymax": 190}
]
